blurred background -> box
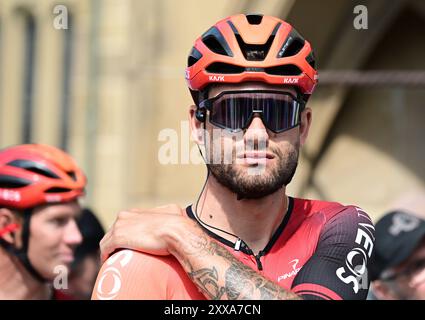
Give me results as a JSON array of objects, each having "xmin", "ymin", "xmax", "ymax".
[{"xmin": 0, "ymin": 0, "xmax": 424, "ymax": 229}]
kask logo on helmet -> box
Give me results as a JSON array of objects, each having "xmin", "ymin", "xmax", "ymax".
[
  {"xmin": 0, "ymin": 190, "xmax": 21, "ymax": 202},
  {"xmin": 283, "ymin": 78, "xmax": 299, "ymax": 84},
  {"xmin": 45, "ymin": 194, "xmax": 63, "ymax": 203},
  {"xmin": 209, "ymin": 75, "xmax": 225, "ymax": 82}
]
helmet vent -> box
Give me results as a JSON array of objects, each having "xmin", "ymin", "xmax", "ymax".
[
  {"xmin": 202, "ymin": 27, "xmax": 233, "ymax": 57},
  {"xmin": 7, "ymin": 160, "xmax": 59, "ymax": 179},
  {"xmin": 305, "ymin": 51, "xmax": 316, "ymax": 69},
  {"xmin": 277, "ymin": 30, "xmax": 305, "ymax": 58},
  {"xmin": 206, "ymin": 62, "xmax": 245, "ymax": 74},
  {"xmin": 67, "ymin": 171, "xmax": 77, "ymax": 181},
  {"xmin": 0, "ymin": 175, "xmax": 31, "ymax": 189},
  {"xmin": 245, "ymin": 14, "xmax": 263, "ymax": 25},
  {"xmin": 45, "ymin": 187, "xmax": 72, "ymax": 193},
  {"xmin": 235, "ymin": 34, "xmax": 275, "ymax": 61},
  {"xmin": 188, "ymin": 47, "xmax": 203, "ymax": 67},
  {"xmin": 265, "ymin": 64, "xmax": 302, "ymax": 76},
  {"xmin": 232, "ymin": 22, "xmax": 280, "ymax": 61}
]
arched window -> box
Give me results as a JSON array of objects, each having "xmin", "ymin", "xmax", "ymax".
[
  {"xmin": 0, "ymin": 16, "xmax": 3, "ymax": 119},
  {"xmin": 22, "ymin": 13, "xmax": 36, "ymax": 144},
  {"xmin": 60, "ymin": 13, "xmax": 73, "ymax": 151}
]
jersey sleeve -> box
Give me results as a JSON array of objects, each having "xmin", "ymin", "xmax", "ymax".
[
  {"xmin": 91, "ymin": 249, "xmax": 171, "ymax": 300},
  {"xmin": 291, "ymin": 206, "xmax": 375, "ymax": 300},
  {"xmin": 91, "ymin": 249, "xmax": 204, "ymax": 300}
]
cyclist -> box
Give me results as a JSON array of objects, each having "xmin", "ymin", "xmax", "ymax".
[
  {"xmin": 68, "ymin": 207, "xmax": 105, "ymax": 300},
  {"xmin": 93, "ymin": 14, "xmax": 375, "ymax": 300},
  {"xmin": 0, "ymin": 144, "xmax": 86, "ymax": 299},
  {"xmin": 369, "ymin": 210, "xmax": 425, "ymax": 300}
]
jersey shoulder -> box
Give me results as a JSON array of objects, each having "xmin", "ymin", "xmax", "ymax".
[
  {"xmin": 293, "ymin": 197, "xmax": 370, "ymax": 221},
  {"xmin": 92, "ymin": 249, "xmax": 175, "ymax": 300}
]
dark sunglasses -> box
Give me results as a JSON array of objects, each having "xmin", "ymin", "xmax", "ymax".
[
  {"xmin": 198, "ymin": 90, "xmax": 305, "ymax": 133},
  {"xmin": 381, "ymin": 258, "xmax": 425, "ymax": 281}
]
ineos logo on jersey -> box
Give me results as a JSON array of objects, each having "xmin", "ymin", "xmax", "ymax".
[
  {"xmin": 277, "ymin": 259, "xmax": 302, "ymax": 282},
  {"xmin": 344, "ymin": 248, "xmax": 368, "ymax": 277},
  {"xmin": 389, "ymin": 213, "xmax": 420, "ymax": 236},
  {"xmin": 209, "ymin": 75, "xmax": 225, "ymax": 82},
  {"xmin": 336, "ymin": 207, "xmax": 375, "ymax": 294},
  {"xmin": 96, "ymin": 250, "xmax": 133, "ymax": 300}
]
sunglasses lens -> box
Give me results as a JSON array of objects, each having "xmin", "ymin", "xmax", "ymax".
[
  {"xmin": 209, "ymin": 96, "xmax": 252, "ymax": 131},
  {"xmin": 262, "ymin": 97, "xmax": 301, "ymax": 132},
  {"xmin": 207, "ymin": 92, "xmax": 302, "ymax": 132}
]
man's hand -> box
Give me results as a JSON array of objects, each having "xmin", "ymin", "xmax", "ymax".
[{"xmin": 100, "ymin": 204, "xmax": 187, "ymax": 262}]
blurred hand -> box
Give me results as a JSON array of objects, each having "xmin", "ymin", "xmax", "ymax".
[{"xmin": 99, "ymin": 204, "xmax": 186, "ymax": 262}]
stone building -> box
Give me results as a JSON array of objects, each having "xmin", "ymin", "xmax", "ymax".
[{"xmin": 0, "ymin": 0, "xmax": 424, "ymax": 227}]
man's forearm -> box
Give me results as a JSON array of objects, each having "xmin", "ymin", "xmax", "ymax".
[{"xmin": 165, "ymin": 219, "xmax": 301, "ymax": 300}]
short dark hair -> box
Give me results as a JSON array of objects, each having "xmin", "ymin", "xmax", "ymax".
[{"xmin": 73, "ymin": 208, "xmax": 105, "ymax": 266}]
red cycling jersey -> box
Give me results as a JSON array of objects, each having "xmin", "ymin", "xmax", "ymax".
[
  {"xmin": 92, "ymin": 197, "xmax": 375, "ymax": 300},
  {"xmin": 52, "ymin": 289, "xmax": 75, "ymax": 300}
]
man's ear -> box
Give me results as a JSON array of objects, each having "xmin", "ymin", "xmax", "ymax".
[
  {"xmin": 189, "ymin": 105, "xmax": 205, "ymax": 145},
  {"xmin": 0, "ymin": 208, "xmax": 20, "ymax": 244},
  {"xmin": 299, "ymin": 107, "xmax": 312, "ymax": 146},
  {"xmin": 371, "ymin": 281, "xmax": 399, "ymax": 300}
]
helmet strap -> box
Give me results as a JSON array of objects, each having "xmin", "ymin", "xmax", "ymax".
[{"xmin": 0, "ymin": 209, "xmax": 48, "ymax": 283}]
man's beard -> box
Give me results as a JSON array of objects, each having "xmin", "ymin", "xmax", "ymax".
[{"xmin": 207, "ymin": 143, "xmax": 299, "ymax": 199}]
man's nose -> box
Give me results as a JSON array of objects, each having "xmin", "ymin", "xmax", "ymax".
[
  {"xmin": 244, "ymin": 114, "xmax": 270, "ymax": 148},
  {"xmin": 64, "ymin": 219, "xmax": 83, "ymax": 246}
]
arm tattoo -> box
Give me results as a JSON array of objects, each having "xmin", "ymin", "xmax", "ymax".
[
  {"xmin": 188, "ymin": 267, "xmax": 225, "ymax": 300},
  {"xmin": 173, "ymin": 226, "xmax": 301, "ymax": 300}
]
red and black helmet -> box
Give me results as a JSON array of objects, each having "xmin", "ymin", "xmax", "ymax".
[
  {"xmin": 0, "ymin": 144, "xmax": 86, "ymax": 210},
  {"xmin": 186, "ymin": 14, "xmax": 318, "ymax": 104}
]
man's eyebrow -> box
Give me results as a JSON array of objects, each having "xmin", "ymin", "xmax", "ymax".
[{"xmin": 47, "ymin": 210, "xmax": 81, "ymax": 219}]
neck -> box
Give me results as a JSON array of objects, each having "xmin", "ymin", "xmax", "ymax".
[
  {"xmin": 0, "ymin": 247, "xmax": 50, "ymax": 299},
  {"xmin": 194, "ymin": 175, "xmax": 289, "ymax": 255}
]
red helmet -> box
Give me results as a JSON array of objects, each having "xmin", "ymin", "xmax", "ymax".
[
  {"xmin": 0, "ymin": 144, "xmax": 86, "ymax": 210},
  {"xmin": 186, "ymin": 14, "xmax": 318, "ymax": 104}
]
